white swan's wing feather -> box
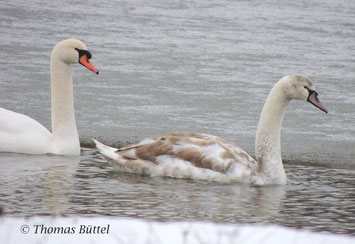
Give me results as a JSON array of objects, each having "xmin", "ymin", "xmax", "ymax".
[{"xmin": 0, "ymin": 108, "xmax": 52, "ymax": 154}]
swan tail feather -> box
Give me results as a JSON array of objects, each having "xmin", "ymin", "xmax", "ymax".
[{"xmin": 93, "ymin": 139, "xmax": 119, "ymax": 160}]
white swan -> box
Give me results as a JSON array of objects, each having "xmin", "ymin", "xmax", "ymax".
[
  {"xmin": 94, "ymin": 75, "xmax": 327, "ymax": 185},
  {"xmin": 0, "ymin": 39, "xmax": 98, "ymax": 156}
]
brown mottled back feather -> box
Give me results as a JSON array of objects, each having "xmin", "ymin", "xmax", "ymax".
[{"xmin": 114, "ymin": 132, "xmax": 257, "ymax": 174}]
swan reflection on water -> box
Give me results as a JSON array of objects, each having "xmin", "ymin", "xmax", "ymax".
[{"xmin": 0, "ymin": 153, "xmax": 79, "ymax": 215}]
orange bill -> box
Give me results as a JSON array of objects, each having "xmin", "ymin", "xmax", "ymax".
[{"xmin": 79, "ymin": 55, "xmax": 99, "ymax": 74}]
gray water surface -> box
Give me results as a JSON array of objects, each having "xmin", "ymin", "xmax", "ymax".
[
  {"xmin": 0, "ymin": 150, "xmax": 355, "ymax": 236},
  {"xmin": 1, "ymin": 0, "xmax": 354, "ymax": 165},
  {"xmin": 0, "ymin": 0, "xmax": 354, "ymax": 237}
]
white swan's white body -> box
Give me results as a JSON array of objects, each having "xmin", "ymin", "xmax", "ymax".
[
  {"xmin": 0, "ymin": 108, "xmax": 52, "ymax": 154},
  {"xmin": 0, "ymin": 39, "xmax": 98, "ymax": 156},
  {"xmin": 95, "ymin": 75, "xmax": 327, "ymax": 185}
]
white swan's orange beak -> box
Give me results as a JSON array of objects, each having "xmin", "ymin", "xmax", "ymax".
[
  {"xmin": 308, "ymin": 91, "xmax": 328, "ymax": 113},
  {"xmin": 79, "ymin": 55, "xmax": 99, "ymax": 74}
]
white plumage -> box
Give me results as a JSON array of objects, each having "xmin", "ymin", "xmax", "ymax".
[{"xmin": 0, "ymin": 39, "xmax": 98, "ymax": 155}]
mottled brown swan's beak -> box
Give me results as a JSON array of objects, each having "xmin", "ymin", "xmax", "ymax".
[{"xmin": 307, "ymin": 90, "xmax": 328, "ymax": 113}]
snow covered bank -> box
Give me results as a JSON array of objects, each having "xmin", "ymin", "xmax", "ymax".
[{"xmin": 0, "ymin": 216, "xmax": 353, "ymax": 244}]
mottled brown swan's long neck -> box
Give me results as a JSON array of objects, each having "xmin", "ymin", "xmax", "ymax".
[{"xmin": 255, "ymin": 81, "xmax": 288, "ymax": 185}]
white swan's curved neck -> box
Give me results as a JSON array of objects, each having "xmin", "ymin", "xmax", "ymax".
[
  {"xmin": 255, "ymin": 82, "xmax": 288, "ymax": 184},
  {"xmin": 50, "ymin": 58, "xmax": 80, "ymax": 155}
]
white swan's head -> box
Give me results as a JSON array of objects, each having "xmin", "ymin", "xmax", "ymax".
[
  {"xmin": 51, "ymin": 39, "xmax": 99, "ymax": 74},
  {"xmin": 280, "ymin": 75, "xmax": 328, "ymax": 113}
]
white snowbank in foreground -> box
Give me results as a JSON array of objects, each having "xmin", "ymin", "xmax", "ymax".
[{"xmin": 0, "ymin": 216, "xmax": 353, "ymax": 244}]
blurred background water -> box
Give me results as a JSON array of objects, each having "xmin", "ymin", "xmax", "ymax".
[{"xmin": 0, "ymin": 0, "xmax": 354, "ymax": 236}]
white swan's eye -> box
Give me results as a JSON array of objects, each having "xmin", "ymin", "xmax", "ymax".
[{"xmin": 75, "ymin": 48, "xmax": 92, "ymax": 60}]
